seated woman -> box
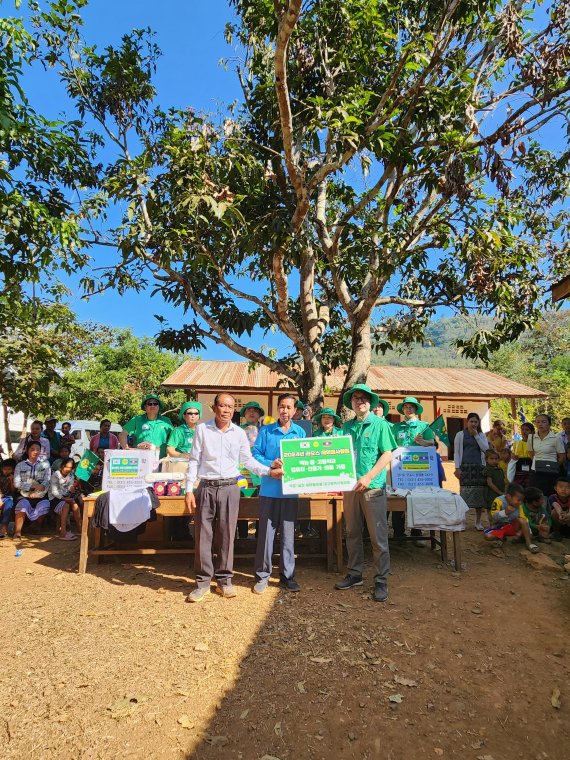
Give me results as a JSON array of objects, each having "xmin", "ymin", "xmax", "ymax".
[
  {"xmin": 48, "ymin": 457, "xmax": 82, "ymax": 540},
  {"xmin": 13, "ymin": 441, "xmax": 51, "ymax": 539},
  {"xmin": 0, "ymin": 458, "xmax": 17, "ymax": 538}
]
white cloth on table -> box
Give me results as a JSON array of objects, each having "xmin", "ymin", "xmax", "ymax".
[
  {"xmin": 406, "ymin": 487, "xmax": 468, "ymax": 532},
  {"xmin": 108, "ymin": 488, "xmax": 152, "ymax": 532}
]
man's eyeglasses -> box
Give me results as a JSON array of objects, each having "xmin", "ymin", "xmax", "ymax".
[{"xmin": 146, "ymin": 401, "xmax": 159, "ymax": 406}]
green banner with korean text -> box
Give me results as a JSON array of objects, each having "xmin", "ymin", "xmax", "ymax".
[{"xmin": 280, "ymin": 435, "xmax": 357, "ymax": 494}]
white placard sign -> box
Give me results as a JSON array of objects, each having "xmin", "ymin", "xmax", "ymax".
[
  {"xmin": 391, "ymin": 446, "xmax": 440, "ymax": 490},
  {"xmin": 102, "ymin": 449, "xmax": 157, "ymax": 491}
]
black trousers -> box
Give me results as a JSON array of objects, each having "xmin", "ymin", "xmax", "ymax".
[{"xmin": 194, "ymin": 482, "xmax": 241, "ymax": 587}]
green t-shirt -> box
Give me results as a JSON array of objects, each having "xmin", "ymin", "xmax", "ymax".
[
  {"xmin": 167, "ymin": 424, "xmax": 195, "ymax": 454},
  {"xmin": 392, "ymin": 418, "xmax": 434, "ymax": 447},
  {"xmin": 343, "ymin": 413, "xmax": 397, "ymax": 489},
  {"xmin": 123, "ymin": 414, "xmax": 174, "ymax": 458}
]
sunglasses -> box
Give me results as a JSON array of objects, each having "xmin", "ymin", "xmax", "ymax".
[
  {"xmin": 184, "ymin": 411, "xmax": 199, "ymax": 415},
  {"xmin": 146, "ymin": 401, "xmax": 159, "ymax": 406}
]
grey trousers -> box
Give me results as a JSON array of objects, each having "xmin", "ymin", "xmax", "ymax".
[
  {"xmin": 254, "ymin": 496, "xmax": 298, "ymax": 581},
  {"xmin": 194, "ymin": 482, "xmax": 241, "ymax": 587},
  {"xmin": 343, "ymin": 488, "xmax": 390, "ymax": 583}
]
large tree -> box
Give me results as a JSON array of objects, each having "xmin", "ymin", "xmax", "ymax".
[{"xmin": 40, "ymin": 0, "xmax": 570, "ymax": 407}]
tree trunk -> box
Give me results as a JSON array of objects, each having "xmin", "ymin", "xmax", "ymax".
[
  {"xmin": 337, "ymin": 321, "xmax": 372, "ymax": 415},
  {"xmin": 2, "ymin": 401, "xmax": 13, "ymax": 456}
]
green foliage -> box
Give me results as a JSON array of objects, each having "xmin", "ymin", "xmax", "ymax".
[
  {"xmin": 489, "ymin": 310, "xmax": 570, "ymax": 429},
  {"xmin": 0, "ymin": 1, "xmax": 97, "ymax": 292},
  {"xmin": 0, "ymin": 283, "xmax": 106, "ymax": 417},
  {"xmin": 49, "ymin": 328, "xmax": 190, "ymax": 424},
  {"xmin": 22, "ymin": 0, "xmax": 570, "ymax": 404}
]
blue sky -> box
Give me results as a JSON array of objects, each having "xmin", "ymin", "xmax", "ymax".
[{"xmin": 26, "ymin": 0, "xmax": 248, "ymax": 357}]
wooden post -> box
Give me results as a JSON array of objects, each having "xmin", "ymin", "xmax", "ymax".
[{"xmin": 510, "ymin": 397, "xmax": 518, "ymax": 433}]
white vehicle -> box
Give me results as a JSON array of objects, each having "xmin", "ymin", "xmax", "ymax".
[{"xmin": 57, "ymin": 420, "xmax": 122, "ymax": 460}]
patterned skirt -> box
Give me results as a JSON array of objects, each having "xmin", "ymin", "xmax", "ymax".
[{"xmin": 459, "ymin": 463, "xmax": 486, "ymax": 509}]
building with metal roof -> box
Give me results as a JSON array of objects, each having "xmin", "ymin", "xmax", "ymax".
[{"xmin": 162, "ymin": 360, "xmax": 547, "ymax": 457}]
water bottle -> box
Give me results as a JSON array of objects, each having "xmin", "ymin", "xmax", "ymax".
[{"xmin": 15, "ymin": 549, "xmax": 22, "ymax": 557}]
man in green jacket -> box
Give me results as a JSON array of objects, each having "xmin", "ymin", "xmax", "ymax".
[
  {"xmin": 335, "ymin": 384, "xmax": 397, "ymax": 602},
  {"xmin": 391, "ymin": 396, "xmax": 435, "ymax": 545},
  {"xmin": 119, "ymin": 394, "xmax": 174, "ymax": 459}
]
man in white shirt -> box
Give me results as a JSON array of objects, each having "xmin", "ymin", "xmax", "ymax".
[{"xmin": 185, "ymin": 392, "xmax": 283, "ymax": 602}]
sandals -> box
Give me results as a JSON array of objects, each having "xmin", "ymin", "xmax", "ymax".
[
  {"xmin": 57, "ymin": 532, "xmax": 78, "ymax": 541},
  {"xmin": 528, "ymin": 543, "xmax": 540, "ymax": 554}
]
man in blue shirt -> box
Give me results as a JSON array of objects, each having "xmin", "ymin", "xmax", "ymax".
[{"xmin": 251, "ymin": 393, "xmax": 306, "ymax": 594}]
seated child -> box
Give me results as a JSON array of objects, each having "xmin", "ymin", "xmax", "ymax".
[
  {"xmin": 549, "ymin": 476, "xmax": 570, "ymax": 538},
  {"xmin": 0, "ymin": 458, "xmax": 16, "ymax": 538},
  {"xmin": 521, "ymin": 486, "xmax": 552, "ymax": 543},
  {"xmin": 48, "ymin": 457, "xmax": 82, "ymax": 540},
  {"xmin": 484, "ymin": 482, "xmax": 539, "ymax": 553},
  {"xmin": 483, "ymin": 449, "xmax": 506, "ymax": 519}
]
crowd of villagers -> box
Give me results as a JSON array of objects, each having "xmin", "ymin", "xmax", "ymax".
[{"xmin": 0, "ymin": 399, "xmax": 569, "ymax": 559}]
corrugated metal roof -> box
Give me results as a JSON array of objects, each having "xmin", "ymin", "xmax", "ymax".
[{"xmin": 162, "ymin": 360, "xmax": 547, "ymax": 399}]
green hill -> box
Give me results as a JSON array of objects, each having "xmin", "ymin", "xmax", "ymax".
[{"xmin": 372, "ymin": 315, "xmax": 495, "ymax": 367}]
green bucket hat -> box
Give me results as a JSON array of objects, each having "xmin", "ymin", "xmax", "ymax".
[
  {"xmin": 295, "ymin": 400, "xmax": 304, "ymax": 410},
  {"xmin": 372, "ymin": 398, "xmax": 390, "ymax": 417},
  {"xmin": 397, "ymin": 396, "xmax": 424, "ymax": 416},
  {"xmin": 179, "ymin": 400, "xmax": 202, "ymax": 421},
  {"xmin": 141, "ymin": 393, "xmax": 164, "ymax": 412},
  {"xmin": 313, "ymin": 407, "xmax": 342, "ymax": 427},
  {"xmin": 239, "ymin": 400, "xmax": 265, "ymax": 417},
  {"xmin": 342, "ymin": 383, "xmax": 380, "ymax": 410}
]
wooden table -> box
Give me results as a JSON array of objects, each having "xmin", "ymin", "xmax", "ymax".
[
  {"xmin": 78, "ymin": 492, "xmax": 462, "ymax": 575},
  {"xmin": 79, "ymin": 494, "xmax": 341, "ymax": 574},
  {"xmin": 387, "ymin": 495, "xmax": 462, "ymax": 571}
]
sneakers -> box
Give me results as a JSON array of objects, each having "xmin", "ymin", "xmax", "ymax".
[
  {"xmin": 334, "ymin": 574, "xmax": 363, "ymax": 590},
  {"xmin": 217, "ymin": 584, "xmax": 237, "ymax": 598},
  {"xmin": 253, "ymin": 579, "xmax": 268, "ymax": 595},
  {"xmin": 186, "ymin": 586, "xmax": 212, "ymax": 603},
  {"xmin": 279, "ymin": 577, "xmax": 301, "ymax": 592},
  {"xmin": 373, "ymin": 581, "xmax": 389, "ymax": 602}
]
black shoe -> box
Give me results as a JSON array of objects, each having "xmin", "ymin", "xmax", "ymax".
[
  {"xmin": 279, "ymin": 577, "xmax": 301, "ymax": 592},
  {"xmin": 373, "ymin": 581, "xmax": 388, "ymax": 602},
  {"xmin": 334, "ymin": 574, "xmax": 363, "ymax": 590}
]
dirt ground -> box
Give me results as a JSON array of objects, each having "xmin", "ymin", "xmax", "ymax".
[{"xmin": 1, "ymin": 465, "xmax": 569, "ymax": 760}]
